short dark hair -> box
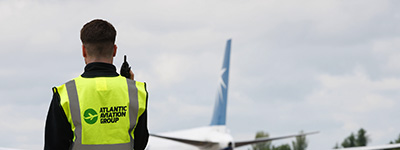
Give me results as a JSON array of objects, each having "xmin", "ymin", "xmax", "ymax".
[{"xmin": 80, "ymin": 19, "xmax": 117, "ymax": 58}]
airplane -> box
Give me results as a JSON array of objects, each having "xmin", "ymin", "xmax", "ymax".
[
  {"xmin": 146, "ymin": 39, "xmax": 400, "ymax": 150},
  {"xmin": 84, "ymin": 113, "xmax": 98, "ymax": 121},
  {"xmin": 146, "ymin": 39, "xmax": 318, "ymax": 150}
]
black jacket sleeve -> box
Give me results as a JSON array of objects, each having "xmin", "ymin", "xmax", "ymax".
[
  {"xmin": 133, "ymin": 83, "xmax": 149, "ymax": 150},
  {"xmin": 44, "ymin": 87, "xmax": 73, "ymax": 150},
  {"xmin": 134, "ymin": 110, "xmax": 149, "ymax": 150}
]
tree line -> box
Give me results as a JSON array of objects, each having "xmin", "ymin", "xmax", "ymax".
[
  {"xmin": 251, "ymin": 129, "xmax": 400, "ymax": 150},
  {"xmin": 250, "ymin": 131, "xmax": 308, "ymax": 150}
]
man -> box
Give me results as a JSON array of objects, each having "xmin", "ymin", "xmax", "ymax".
[{"xmin": 44, "ymin": 19, "xmax": 149, "ymax": 150}]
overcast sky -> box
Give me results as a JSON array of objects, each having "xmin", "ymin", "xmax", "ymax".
[{"xmin": 1, "ymin": 0, "xmax": 400, "ymax": 150}]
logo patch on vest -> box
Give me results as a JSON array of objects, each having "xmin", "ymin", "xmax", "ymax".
[
  {"xmin": 83, "ymin": 108, "xmax": 98, "ymax": 124},
  {"xmin": 99, "ymin": 106, "xmax": 128, "ymax": 124}
]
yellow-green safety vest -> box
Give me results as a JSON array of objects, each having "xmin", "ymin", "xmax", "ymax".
[{"xmin": 55, "ymin": 76, "xmax": 147, "ymax": 150}]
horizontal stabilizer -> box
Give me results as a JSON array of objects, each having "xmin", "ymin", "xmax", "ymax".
[
  {"xmin": 0, "ymin": 148, "xmax": 26, "ymax": 150},
  {"xmin": 333, "ymin": 143, "xmax": 400, "ymax": 150},
  {"xmin": 150, "ymin": 134, "xmax": 218, "ymax": 149},
  {"xmin": 234, "ymin": 131, "xmax": 319, "ymax": 148}
]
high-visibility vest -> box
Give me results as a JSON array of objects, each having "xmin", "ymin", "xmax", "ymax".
[{"xmin": 55, "ymin": 76, "xmax": 147, "ymax": 150}]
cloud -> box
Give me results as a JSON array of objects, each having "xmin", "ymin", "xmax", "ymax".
[
  {"xmin": 0, "ymin": 104, "xmax": 46, "ymax": 149},
  {"xmin": 307, "ymin": 67, "xmax": 399, "ymax": 115},
  {"xmin": 372, "ymin": 38, "xmax": 400, "ymax": 75},
  {"xmin": 304, "ymin": 67, "xmax": 400, "ymax": 147}
]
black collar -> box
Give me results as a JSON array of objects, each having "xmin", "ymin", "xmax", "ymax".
[{"xmin": 81, "ymin": 62, "xmax": 119, "ymax": 78}]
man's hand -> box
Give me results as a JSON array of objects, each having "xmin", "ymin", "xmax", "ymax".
[
  {"xmin": 130, "ymin": 70, "xmax": 134, "ymax": 80},
  {"xmin": 120, "ymin": 55, "xmax": 133, "ymax": 79}
]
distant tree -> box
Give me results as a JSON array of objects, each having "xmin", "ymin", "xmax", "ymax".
[
  {"xmin": 356, "ymin": 128, "xmax": 369, "ymax": 146},
  {"xmin": 333, "ymin": 143, "xmax": 340, "ymax": 149},
  {"xmin": 336, "ymin": 128, "xmax": 370, "ymax": 149},
  {"xmin": 252, "ymin": 131, "xmax": 272, "ymax": 150},
  {"xmin": 390, "ymin": 134, "xmax": 400, "ymax": 144},
  {"xmin": 342, "ymin": 133, "xmax": 356, "ymax": 148},
  {"xmin": 292, "ymin": 131, "xmax": 308, "ymax": 150},
  {"xmin": 272, "ymin": 144, "xmax": 291, "ymax": 150},
  {"xmin": 252, "ymin": 130, "xmax": 309, "ymax": 150},
  {"xmin": 388, "ymin": 134, "xmax": 400, "ymax": 150}
]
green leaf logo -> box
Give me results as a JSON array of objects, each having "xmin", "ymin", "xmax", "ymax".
[{"xmin": 83, "ymin": 108, "xmax": 98, "ymax": 124}]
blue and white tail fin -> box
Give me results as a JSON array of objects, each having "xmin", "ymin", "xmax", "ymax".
[{"xmin": 210, "ymin": 39, "xmax": 232, "ymax": 126}]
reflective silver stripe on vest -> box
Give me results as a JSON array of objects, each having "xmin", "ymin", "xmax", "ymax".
[
  {"xmin": 127, "ymin": 79, "xmax": 139, "ymax": 148},
  {"xmin": 65, "ymin": 78, "xmax": 139, "ymax": 150},
  {"xmin": 66, "ymin": 80, "xmax": 83, "ymax": 148}
]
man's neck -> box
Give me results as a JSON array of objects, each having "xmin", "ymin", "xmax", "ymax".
[{"xmin": 85, "ymin": 57, "xmax": 113, "ymax": 64}]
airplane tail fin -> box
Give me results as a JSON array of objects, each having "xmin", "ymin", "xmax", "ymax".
[{"xmin": 210, "ymin": 39, "xmax": 232, "ymax": 126}]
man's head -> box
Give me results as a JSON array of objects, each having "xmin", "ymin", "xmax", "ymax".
[{"xmin": 80, "ymin": 19, "xmax": 117, "ymax": 64}]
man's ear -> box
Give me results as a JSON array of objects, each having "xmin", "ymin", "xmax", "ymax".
[
  {"xmin": 82, "ymin": 45, "xmax": 87, "ymax": 58},
  {"xmin": 113, "ymin": 45, "xmax": 117, "ymax": 57}
]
